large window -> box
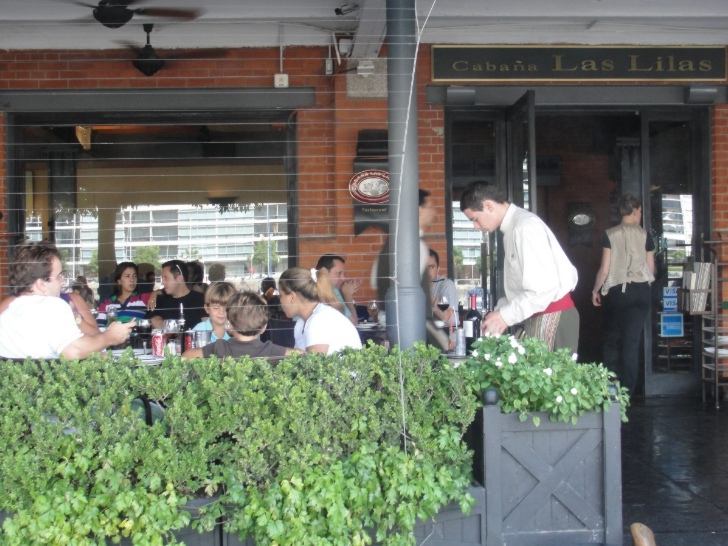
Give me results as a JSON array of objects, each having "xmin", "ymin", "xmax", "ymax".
[{"xmin": 19, "ymin": 122, "xmax": 292, "ymax": 296}]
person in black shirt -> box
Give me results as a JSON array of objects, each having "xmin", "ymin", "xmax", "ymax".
[{"xmin": 150, "ymin": 260, "xmax": 207, "ymax": 330}]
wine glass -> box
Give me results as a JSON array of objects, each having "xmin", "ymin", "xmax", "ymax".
[
  {"xmin": 137, "ymin": 318, "xmax": 152, "ymax": 355},
  {"xmin": 437, "ymin": 295, "xmax": 450, "ymax": 313}
]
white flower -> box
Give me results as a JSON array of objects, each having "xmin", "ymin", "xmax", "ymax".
[
  {"xmin": 495, "ymin": 360, "xmax": 503, "ymax": 367},
  {"xmin": 472, "ymin": 350, "xmax": 479, "ymax": 357},
  {"xmin": 484, "ymin": 353, "xmax": 491, "ymax": 361},
  {"xmin": 570, "ymin": 387, "xmax": 578, "ymax": 395},
  {"xmin": 508, "ymin": 352, "xmax": 518, "ymax": 364},
  {"xmin": 509, "ymin": 338, "xmax": 519, "ymax": 348},
  {"xmin": 556, "ymin": 395, "xmax": 563, "ymax": 403},
  {"xmin": 572, "ymin": 353, "xmax": 578, "ymax": 361},
  {"xmin": 518, "ymin": 346, "xmax": 526, "ymax": 355},
  {"xmin": 543, "ymin": 367, "xmax": 553, "ymax": 376}
]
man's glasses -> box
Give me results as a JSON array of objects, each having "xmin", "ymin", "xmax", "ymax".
[{"xmin": 46, "ymin": 271, "xmax": 66, "ymax": 282}]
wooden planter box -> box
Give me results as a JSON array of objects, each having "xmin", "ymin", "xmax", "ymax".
[{"xmin": 471, "ymin": 401, "xmax": 623, "ymax": 546}]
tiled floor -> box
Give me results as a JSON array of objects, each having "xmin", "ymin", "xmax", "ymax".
[{"xmin": 622, "ymin": 396, "xmax": 728, "ymax": 545}]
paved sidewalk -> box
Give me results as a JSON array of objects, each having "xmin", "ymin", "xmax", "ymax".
[{"xmin": 622, "ymin": 396, "xmax": 728, "ymax": 545}]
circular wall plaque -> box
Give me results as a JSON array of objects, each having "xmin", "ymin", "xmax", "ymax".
[{"xmin": 349, "ymin": 170, "xmax": 390, "ymax": 204}]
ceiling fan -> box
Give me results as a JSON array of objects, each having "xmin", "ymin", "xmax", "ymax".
[
  {"xmin": 128, "ymin": 23, "xmax": 165, "ymax": 76},
  {"xmin": 125, "ymin": 23, "xmax": 228, "ymax": 77},
  {"xmin": 75, "ymin": 0, "xmax": 200, "ymax": 30}
]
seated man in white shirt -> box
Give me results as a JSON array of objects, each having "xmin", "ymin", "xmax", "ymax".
[{"xmin": 0, "ymin": 240, "xmax": 134, "ymax": 360}]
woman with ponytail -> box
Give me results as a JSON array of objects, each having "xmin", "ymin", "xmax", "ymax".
[{"xmin": 278, "ymin": 267, "xmax": 362, "ymax": 354}]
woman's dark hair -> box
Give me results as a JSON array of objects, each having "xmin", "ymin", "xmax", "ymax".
[
  {"xmin": 186, "ymin": 260, "xmax": 204, "ymax": 288},
  {"xmin": 113, "ymin": 262, "xmax": 138, "ymax": 297},
  {"xmin": 9, "ymin": 240, "xmax": 61, "ymax": 296}
]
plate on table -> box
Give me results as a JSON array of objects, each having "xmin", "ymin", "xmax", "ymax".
[
  {"xmin": 357, "ymin": 323, "xmax": 378, "ymax": 331},
  {"xmin": 137, "ymin": 354, "xmax": 163, "ymax": 366},
  {"xmin": 111, "ymin": 348, "xmax": 144, "ymax": 357}
]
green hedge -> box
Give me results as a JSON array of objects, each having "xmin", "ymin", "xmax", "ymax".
[{"xmin": 0, "ymin": 343, "xmax": 478, "ymax": 545}]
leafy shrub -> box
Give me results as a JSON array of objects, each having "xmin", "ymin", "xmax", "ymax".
[
  {"xmin": 465, "ymin": 333, "xmax": 630, "ymax": 425},
  {"xmin": 0, "ymin": 343, "xmax": 478, "ymax": 545}
]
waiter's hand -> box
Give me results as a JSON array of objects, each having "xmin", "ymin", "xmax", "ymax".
[{"xmin": 481, "ymin": 310, "xmax": 508, "ymax": 336}]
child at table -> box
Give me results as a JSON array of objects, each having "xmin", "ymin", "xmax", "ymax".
[
  {"xmin": 193, "ymin": 281, "xmax": 236, "ymax": 342},
  {"xmin": 182, "ymin": 291, "xmax": 293, "ymax": 360}
]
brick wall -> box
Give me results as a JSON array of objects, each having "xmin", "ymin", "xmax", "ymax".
[
  {"xmin": 0, "ymin": 45, "xmax": 723, "ymax": 303},
  {"xmin": 712, "ymin": 105, "xmax": 728, "ymax": 297}
]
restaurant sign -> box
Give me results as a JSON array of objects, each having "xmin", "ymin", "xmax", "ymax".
[
  {"xmin": 432, "ymin": 46, "xmax": 727, "ymax": 82},
  {"xmin": 350, "ymin": 169, "xmax": 390, "ymax": 235}
]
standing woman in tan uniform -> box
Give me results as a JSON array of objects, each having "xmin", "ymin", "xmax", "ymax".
[{"xmin": 592, "ymin": 194, "xmax": 656, "ymax": 395}]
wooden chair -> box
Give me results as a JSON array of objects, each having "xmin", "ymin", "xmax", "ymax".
[{"xmin": 630, "ymin": 522, "xmax": 657, "ymax": 546}]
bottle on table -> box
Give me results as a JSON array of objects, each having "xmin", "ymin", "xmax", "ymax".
[
  {"xmin": 463, "ymin": 293, "xmax": 481, "ymax": 353},
  {"xmin": 178, "ymin": 303, "xmax": 186, "ymax": 332}
]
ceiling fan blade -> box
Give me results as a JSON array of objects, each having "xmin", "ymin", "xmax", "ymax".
[
  {"xmin": 72, "ymin": 1, "xmax": 99, "ymax": 8},
  {"xmin": 133, "ymin": 7, "xmax": 202, "ymax": 21},
  {"xmin": 165, "ymin": 48, "xmax": 229, "ymax": 61},
  {"xmin": 118, "ymin": 42, "xmax": 143, "ymax": 55}
]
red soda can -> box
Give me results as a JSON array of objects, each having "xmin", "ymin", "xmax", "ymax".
[
  {"xmin": 151, "ymin": 329, "xmax": 165, "ymax": 357},
  {"xmin": 184, "ymin": 331, "xmax": 195, "ymax": 351}
]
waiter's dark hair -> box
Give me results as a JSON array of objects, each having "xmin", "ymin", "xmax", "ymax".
[{"xmin": 459, "ymin": 181, "xmax": 508, "ymax": 212}]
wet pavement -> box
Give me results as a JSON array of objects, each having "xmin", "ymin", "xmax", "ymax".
[{"xmin": 622, "ymin": 396, "xmax": 728, "ymax": 545}]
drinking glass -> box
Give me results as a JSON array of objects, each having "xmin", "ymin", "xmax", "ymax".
[
  {"xmin": 137, "ymin": 318, "xmax": 152, "ymax": 355},
  {"xmin": 164, "ymin": 319, "xmax": 179, "ymax": 337},
  {"xmin": 106, "ymin": 306, "xmax": 117, "ymax": 326},
  {"xmin": 437, "ymin": 295, "xmax": 450, "ymax": 313},
  {"xmin": 368, "ymin": 301, "xmax": 378, "ymax": 323}
]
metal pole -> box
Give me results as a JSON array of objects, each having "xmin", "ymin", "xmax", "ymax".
[
  {"xmin": 267, "ymin": 204, "xmax": 271, "ymax": 275},
  {"xmin": 385, "ymin": 0, "xmax": 424, "ymax": 349}
]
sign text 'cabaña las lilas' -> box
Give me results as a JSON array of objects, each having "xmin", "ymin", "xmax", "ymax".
[{"xmin": 432, "ymin": 46, "xmax": 727, "ymax": 82}]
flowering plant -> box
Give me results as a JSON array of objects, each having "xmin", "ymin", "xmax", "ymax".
[{"xmin": 464, "ymin": 333, "xmax": 630, "ymax": 425}]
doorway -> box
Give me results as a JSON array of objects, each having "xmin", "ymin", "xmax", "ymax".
[{"xmin": 446, "ymin": 105, "xmax": 709, "ymax": 396}]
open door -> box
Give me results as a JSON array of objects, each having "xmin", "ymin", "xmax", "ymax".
[
  {"xmin": 643, "ymin": 110, "xmax": 708, "ymax": 396},
  {"xmin": 505, "ymin": 90, "xmax": 537, "ymax": 212},
  {"xmin": 487, "ymin": 91, "xmax": 538, "ymax": 303}
]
